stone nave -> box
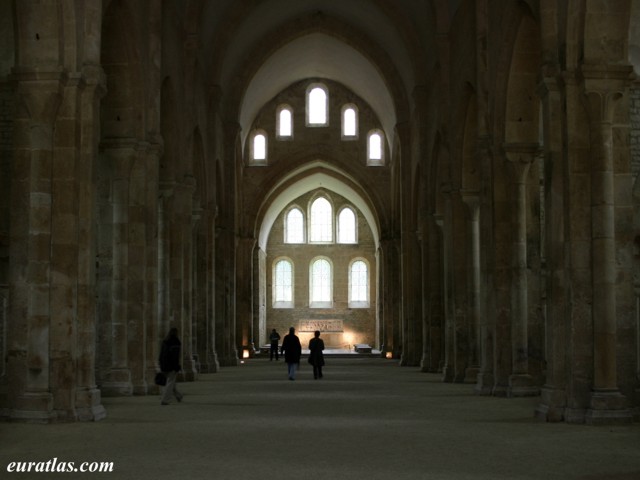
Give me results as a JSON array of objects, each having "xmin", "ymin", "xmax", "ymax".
[{"xmin": 0, "ymin": 0, "xmax": 639, "ymax": 429}]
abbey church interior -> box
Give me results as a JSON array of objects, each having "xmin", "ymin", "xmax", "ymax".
[{"xmin": 0, "ymin": 0, "xmax": 639, "ymax": 426}]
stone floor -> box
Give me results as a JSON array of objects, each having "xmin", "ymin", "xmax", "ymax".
[{"xmin": 2, "ymin": 357, "xmax": 640, "ymax": 480}]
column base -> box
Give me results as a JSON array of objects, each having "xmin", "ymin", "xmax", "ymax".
[
  {"xmin": 585, "ymin": 390, "xmax": 632, "ymax": 425},
  {"xmin": 535, "ymin": 385, "xmax": 566, "ymax": 422},
  {"xmin": 75, "ymin": 387, "xmax": 106, "ymax": 422},
  {"xmin": 474, "ymin": 372, "xmax": 494, "ymax": 396},
  {"xmin": 442, "ymin": 365, "xmax": 455, "ymax": 383},
  {"xmin": 508, "ymin": 374, "xmax": 540, "ymax": 397},
  {"xmin": 463, "ymin": 366, "xmax": 480, "ymax": 384},
  {"xmin": 218, "ymin": 355, "xmax": 239, "ymax": 367},
  {"xmin": 11, "ymin": 392, "xmax": 54, "ymax": 423},
  {"xmin": 101, "ymin": 368, "xmax": 132, "ymax": 396},
  {"xmin": 204, "ymin": 352, "xmax": 220, "ymax": 373}
]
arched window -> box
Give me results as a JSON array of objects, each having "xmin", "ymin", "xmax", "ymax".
[
  {"xmin": 273, "ymin": 258, "xmax": 293, "ymax": 307},
  {"xmin": 310, "ymin": 257, "xmax": 332, "ymax": 307},
  {"xmin": 285, "ymin": 207, "xmax": 304, "ymax": 243},
  {"xmin": 342, "ymin": 105, "xmax": 358, "ymax": 138},
  {"xmin": 251, "ymin": 130, "xmax": 267, "ymax": 163},
  {"xmin": 309, "ymin": 196, "xmax": 332, "ymax": 242},
  {"xmin": 277, "ymin": 105, "xmax": 293, "ymax": 138},
  {"xmin": 367, "ymin": 130, "xmax": 384, "ymax": 166},
  {"xmin": 337, "ymin": 207, "xmax": 357, "ymax": 244},
  {"xmin": 307, "ymin": 85, "xmax": 328, "ymax": 126},
  {"xmin": 349, "ymin": 259, "xmax": 369, "ymax": 307}
]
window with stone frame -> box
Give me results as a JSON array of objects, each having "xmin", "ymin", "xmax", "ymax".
[
  {"xmin": 285, "ymin": 207, "xmax": 304, "ymax": 243},
  {"xmin": 277, "ymin": 104, "xmax": 293, "ymax": 138},
  {"xmin": 309, "ymin": 196, "xmax": 333, "ymax": 242},
  {"xmin": 349, "ymin": 259, "xmax": 369, "ymax": 307},
  {"xmin": 310, "ymin": 257, "xmax": 332, "ymax": 307},
  {"xmin": 337, "ymin": 206, "xmax": 357, "ymax": 244},
  {"xmin": 273, "ymin": 258, "xmax": 294, "ymax": 307},
  {"xmin": 307, "ymin": 84, "xmax": 328, "ymax": 126}
]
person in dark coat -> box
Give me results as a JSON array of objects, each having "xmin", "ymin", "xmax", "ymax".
[
  {"xmin": 159, "ymin": 327, "xmax": 183, "ymax": 405},
  {"xmin": 308, "ymin": 330, "xmax": 325, "ymax": 379},
  {"xmin": 269, "ymin": 328, "xmax": 281, "ymax": 361},
  {"xmin": 280, "ymin": 326, "xmax": 302, "ymax": 380}
]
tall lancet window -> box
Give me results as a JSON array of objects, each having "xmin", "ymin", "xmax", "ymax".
[
  {"xmin": 285, "ymin": 207, "xmax": 304, "ymax": 243},
  {"xmin": 309, "ymin": 196, "xmax": 332, "ymax": 242},
  {"xmin": 337, "ymin": 207, "xmax": 357, "ymax": 244},
  {"xmin": 349, "ymin": 259, "xmax": 369, "ymax": 307},
  {"xmin": 273, "ymin": 258, "xmax": 293, "ymax": 307},
  {"xmin": 310, "ymin": 257, "xmax": 332, "ymax": 307}
]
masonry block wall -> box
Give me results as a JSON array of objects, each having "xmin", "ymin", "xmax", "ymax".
[{"xmin": 265, "ymin": 189, "xmax": 377, "ymax": 349}]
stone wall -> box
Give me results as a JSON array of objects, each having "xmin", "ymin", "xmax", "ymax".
[
  {"xmin": 265, "ymin": 189, "xmax": 377, "ymax": 349},
  {"xmin": 631, "ymin": 85, "xmax": 640, "ymax": 178},
  {"xmin": 0, "ymin": 80, "xmax": 12, "ymax": 397}
]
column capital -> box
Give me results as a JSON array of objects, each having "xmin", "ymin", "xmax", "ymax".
[
  {"xmin": 503, "ymin": 143, "xmax": 541, "ymax": 182},
  {"xmin": 580, "ymin": 64, "xmax": 634, "ymax": 124},
  {"xmin": 460, "ymin": 190, "xmax": 480, "ymax": 220}
]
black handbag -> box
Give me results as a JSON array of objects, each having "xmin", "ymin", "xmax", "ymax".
[{"xmin": 154, "ymin": 372, "xmax": 167, "ymax": 386}]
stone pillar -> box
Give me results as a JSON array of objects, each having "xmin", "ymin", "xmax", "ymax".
[
  {"xmin": 535, "ymin": 71, "xmax": 569, "ymax": 421},
  {"xmin": 475, "ymin": 137, "xmax": 495, "ymax": 395},
  {"xmin": 9, "ymin": 69, "xmax": 63, "ymax": 421},
  {"xmin": 175, "ymin": 178, "xmax": 197, "ymax": 381},
  {"xmin": 143, "ymin": 142, "xmax": 162, "ymax": 392},
  {"xmin": 237, "ymin": 237, "xmax": 256, "ymax": 355},
  {"xmin": 461, "ymin": 191, "xmax": 481, "ymax": 382},
  {"xmin": 582, "ymin": 65, "xmax": 633, "ymax": 424},
  {"xmin": 434, "ymin": 213, "xmax": 454, "ymax": 382},
  {"xmin": 504, "ymin": 143, "xmax": 540, "ymax": 397},
  {"xmin": 426, "ymin": 218, "xmax": 444, "ymax": 372},
  {"xmin": 74, "ymin": 65, "xmax": 107, "ymax": 420},
  {"xmin": 379, "ymin": 238, "xmax": 400, "ymax": 358}
]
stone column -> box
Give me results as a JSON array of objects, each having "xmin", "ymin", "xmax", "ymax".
[
  {"xmin": 379, "ymin": 238, "xmax": 399, "ymax": 358},
  {"xmin": 461, "ymin": 191, "xmax": 481, "ymax": 382},
  {"xmin": 74, "ymin": 65, "xmax": 107, "ymax": 419},
  {"xmin": 176, "ymin": 178, "xmax": 196, "ymax": 381},
  {"xmin": 426, "ymin": 218, "xmax": 444, "ymax": 372},
  {"xmin": 474, "ymin": 137, "xmax": 495, "ymax": 395},
  {"xmin": 143, "ymin": 142, "xmax": 162, "ymax": 392},
  {"xmin": 237, "ymin": 237, "xmax": 256, "ymax": 356},
  {"xmin": 434, "ymin": 213, "xmax": 454, "ymax": 382},
  {"xmin": 582, "ymin": 65, "xmax": 633, "ymax": 424},
  {"xmin": 504, "ymin": 143, "xmax": 540, "ymax": 397},
  {"xmin": 535, "ymin": 71, "xmax": 569, "ymax": 421},
  {"xmin": 9, "ymin": 68, "xmax": 63, "ymax": 421}
]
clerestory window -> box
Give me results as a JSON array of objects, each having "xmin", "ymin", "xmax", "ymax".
[
  {"xmin": 307, "ymin": 84, "xmax": 328, "ymax": 126},
  {"xmin": 277, "ymin": 105, "xmax": 293, "ymax": 138},
  {"xmin": 251, "ymin": 130, "xmax": 267, "ymax": 164},
  {"xmin": 342, "ymin": 105, "xmax": 358, "ymax": 139},
  {"xmin": 367, "ymin": 130, "xmax": 384, "ymax": 166}
]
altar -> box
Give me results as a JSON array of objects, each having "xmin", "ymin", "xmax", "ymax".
[{"xmin": 298, "ymin": 319, "xmax": 345, "ymax": 348}]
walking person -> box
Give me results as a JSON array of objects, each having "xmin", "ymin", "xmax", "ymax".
[
  {"xmin": 159, "ymin": 327, "xmax": 184, "ymax": 405},
  {"xmin": 269, "ymin": 328, "xmax": 281, "ymax": 361},
  {"xmin": 280, "ymin": 326, "xmax": 302, "ymax": 380},
  {"xmin": 308, "ymin": 330, "xmax": 325, "ymax": 379}
]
